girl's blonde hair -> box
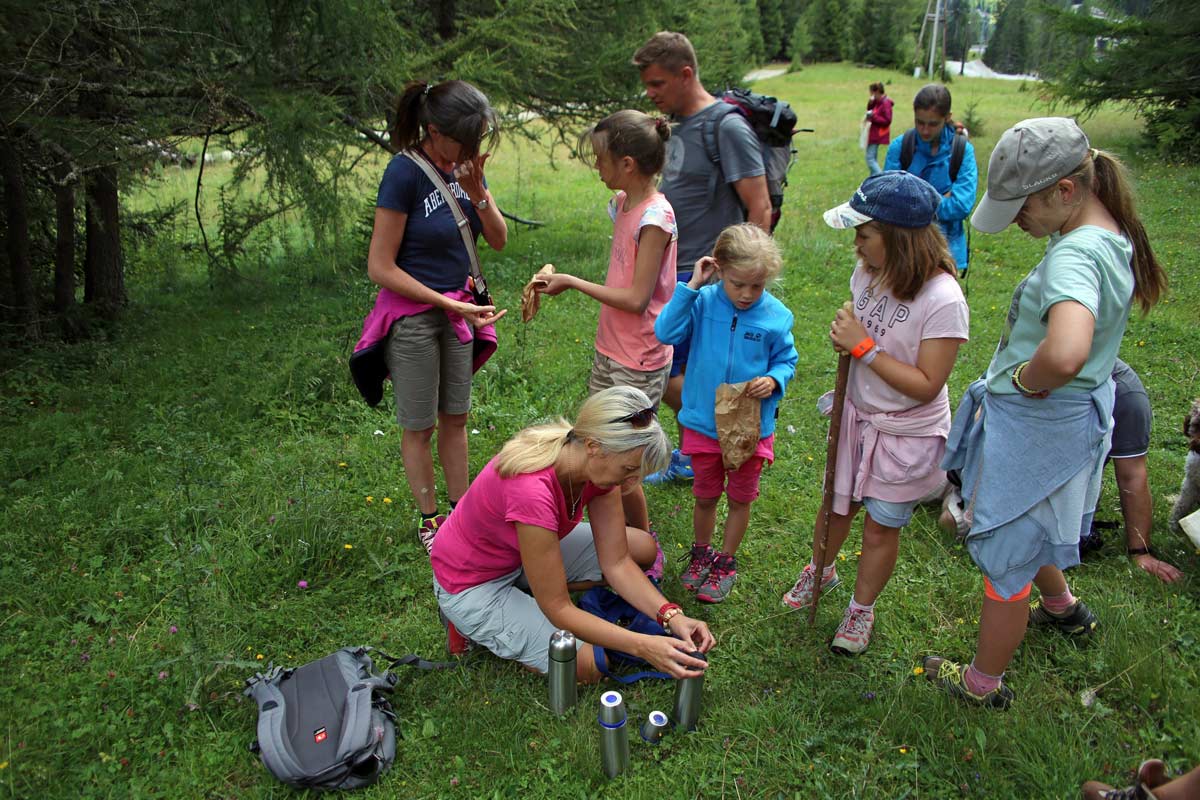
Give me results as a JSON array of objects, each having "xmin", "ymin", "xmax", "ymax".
[
  {"xmin": 495, "ymin": 386, "xmax": 671, "ymax": 479},
  {"xmin": 712, "ymin": 223, "xmax": 783, "ymax": 282},
  {"xmin": 1061, "ymin": 149, "xmax": 1166, "ymax": 314},
  {"xmin": 577, "ymin": 110, "xmax": 671, "ymax": 177},
  {"xmin": 872, "ymin": 222, "xmax": 957, "ymax": 301}
]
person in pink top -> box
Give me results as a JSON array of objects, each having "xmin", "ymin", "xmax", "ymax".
[
  {"xmin": 782, "ymin": 171, "xmax": 969, "ymax": 656},
  {"xmin": 534, "ymin": 110, "xmax": 677, "ymax": 537},
  {"xmin": 430, "ymin": 386, "xmax": 715, "ymax": 679}
]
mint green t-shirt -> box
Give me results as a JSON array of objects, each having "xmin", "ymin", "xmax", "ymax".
[{"xmin": 985, "ymin": 226, "xmax": 1134, "ymax": 395}]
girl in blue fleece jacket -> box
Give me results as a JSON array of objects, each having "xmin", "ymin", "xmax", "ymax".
[{"xmin": 654, "ymin": 224, "xmax": 798, "ymax": 603}]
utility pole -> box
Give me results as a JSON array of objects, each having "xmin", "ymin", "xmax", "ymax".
[{"xmin": 928, "ymin": 0, "xmax": 941, "ymax": 77}]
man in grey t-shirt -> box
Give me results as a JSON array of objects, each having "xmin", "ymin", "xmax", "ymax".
[{"xmin": 633, "ymin": 31, "xmax": 771, "ymax": 483}]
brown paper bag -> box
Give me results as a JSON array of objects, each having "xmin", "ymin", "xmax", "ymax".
[
  {"xmin": 520, "ymin": 263, "xmax": 555, "ymax": 323},
  {"xmin": 715, "ymin": 382, "xmax": 761, "ymax": 470}
]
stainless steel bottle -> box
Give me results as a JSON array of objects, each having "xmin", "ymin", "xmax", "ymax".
[
  {"xmin": 671, "ymin": 651, "xmax": 707, "ymax": 732},
  {"xmin": 639, "ymin": 710, "xmax": 671, "ymax": 744},
  {"xmin": 547, "ymin": 630, "xmax": 577, "ymax": 715},
  {"xmin": 598, "ymin": 690, "xmax": 630, "ymax": 778}
]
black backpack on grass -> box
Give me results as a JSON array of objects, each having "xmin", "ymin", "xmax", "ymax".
[{"xmin": 244, "ymin": 647, "xmax": 456, "ymax": 791}]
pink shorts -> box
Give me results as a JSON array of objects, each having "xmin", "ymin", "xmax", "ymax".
[{"xmin": 690, "ymin": 452, "xmax": 766, "ymax": 504}]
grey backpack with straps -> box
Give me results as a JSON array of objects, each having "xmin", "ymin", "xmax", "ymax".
[{"xmin": 244, "ymin": 647, "xmax": 456, "ymax": 791}]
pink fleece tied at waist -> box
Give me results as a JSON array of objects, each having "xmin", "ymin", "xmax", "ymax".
[
  {"xmin": 824, "ymin": 393, "xmax": 951, "ymax": 516},
  {"xmin": 355, "ymin": 285, "xmax": 497, "ymax": 372}
]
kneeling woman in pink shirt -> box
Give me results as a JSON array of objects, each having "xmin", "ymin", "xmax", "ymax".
[{"xmin": 431, "ymin": 386, "xmax": 714, "ymax": 681}]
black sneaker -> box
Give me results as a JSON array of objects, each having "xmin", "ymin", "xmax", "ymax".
[
  {"xmin": 922, "ymin": 656, "xmax": 1014, "ymax": 710},
  {"xmin": 1028, "ymin": 598, "xmax": 1099, "ymax": 637}
]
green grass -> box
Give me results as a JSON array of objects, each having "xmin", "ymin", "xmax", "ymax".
[{"xmin": 2, "ymin": 62, "xmax": 1198, "ymax": 798}]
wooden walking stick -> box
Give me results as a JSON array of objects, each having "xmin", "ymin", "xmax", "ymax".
[{"xmin": 808, "ymin": 308, "xmax": 854, "ymax": 626}]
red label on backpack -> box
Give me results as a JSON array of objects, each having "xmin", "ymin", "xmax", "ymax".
[{"xmin": 314, "ymin": 727, "xmax": 327, "ymax": 743}]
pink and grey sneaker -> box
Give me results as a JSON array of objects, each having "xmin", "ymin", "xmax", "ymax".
[
  {"xmin": 679, "ymin": 543, "xmax": 715, "ymax": 591},
  {"xmin": 439, "ymin": 609, "xmax": 472, "ymax": 655},
  {"xmin": 645, "ymin": 526, "xmax": 665, "ymax": 583},
  {"xmin": 781, "ymin": 563, "xmax": 841, "ymax": 609},
  {"xmin": 830, "ymin": 605, "xmax": 875, "ymax": 655},
  {"xmin": 417, "ymin": 514, "xmax": 446, "ymax": 556},
  {"xmin": 696, "ymin": 554, "xmax": 737, "ymax": 604}
]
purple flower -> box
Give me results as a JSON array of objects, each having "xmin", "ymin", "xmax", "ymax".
[
  {"xmin": 158, "ymin": 670, "xmax": 169, "ymax": 681},
  {"xmin": 168, "ymin": 625, "xmax": 178, "ymax": 635},
  {"xmin": 80, "ymin": 652, "xmax": 91, "ymax": 663},
  {"xmin": 268, "ymin": 515, "xmax": 276, "ymax": 524},
  {"xmin": 297, "ymin": 580, "xmax": 309, "ymax": 590},
  {"xmin": 862, "ymin": 691, "xmax": 876, "ymax": 701}
]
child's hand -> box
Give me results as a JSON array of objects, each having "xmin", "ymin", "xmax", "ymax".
[
  {"xmin": 533, "ymin": 272, "xmax": 574, "ymax": 296},
  {"xmin": 830, "ymin": 305, "xmax": 868, "ymax": 354},
  {"xmin": 744, "ymin": 376, "xmax": 777, "ymax": 399},
  {"xmin": 452, "ymin": 299, "xmax": 507, "ymax": 328},
  {"xmin": 688, "ymin": 256, "xmax": 719, "ymax": 289}
]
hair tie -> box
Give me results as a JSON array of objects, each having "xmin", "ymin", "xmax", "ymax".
[
  {"xmin": 422, "ymin": 82, "xmax": 432, "ymax": 97},
  {"xmin": 1090, "ymin": 147, "xmax": 1098, "ymax": 160},
  {"xmin": 565, "ymin": 429, "xmax": 576, "ymax": 443}
]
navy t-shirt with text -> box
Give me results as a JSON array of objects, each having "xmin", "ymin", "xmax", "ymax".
[{"xmin": 375, "ymin": 154, "xmax": 485, "ymax": 292}]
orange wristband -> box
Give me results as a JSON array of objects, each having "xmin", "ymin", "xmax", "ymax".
[{"xmin": 850, "ymin": 337, "xmax": 876, "ymax": 359}]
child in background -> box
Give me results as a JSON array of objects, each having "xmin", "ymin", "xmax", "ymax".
[
  {"xmin": 534, "ymin": 110, "xmax": 678, "ymax": 544},
  {"xmin": 655, "ymin": 224, "xmax": 798, "ymax": 603},
  {"xmin": 782, "ymin": 171, "xmax": 968, "ymax": 655}
]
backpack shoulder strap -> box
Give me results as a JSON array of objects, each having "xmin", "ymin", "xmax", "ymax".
[
  {"xmin": 592, "ymin": 646, "xmax": 670, "ymax": 684},
  {"xmin": 949, "ymin": 130, "xmax": 967, "ymax": 184},
  {"xmin": 899, "ymin": 129, "xmax": 917, "ymax": 172}
]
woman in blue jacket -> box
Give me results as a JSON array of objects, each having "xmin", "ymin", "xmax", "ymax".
[
  {"xmin": 885, "ymin": 84, "xmax": 978, "ymax": 274},
  {"xmin": 654, "ymin": 223, "xmax": 798, "ymax": 604}
]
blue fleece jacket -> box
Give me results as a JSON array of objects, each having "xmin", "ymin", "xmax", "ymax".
[
  {"xmin": 885, "ymin": 124, "xmax": 978, "ymax": 271},
  {"xmin": 654, "ymin": 282, "xmax": 797, "ymax": 440}
]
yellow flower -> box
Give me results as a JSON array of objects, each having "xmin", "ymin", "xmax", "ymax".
[
  {"xmin": 365, "ymin": 496, "xmax": 374, "ymax": 504},
  {"xmin": 899, "ymin": 747, "xmax": 909, "ymax": 754},
  {"xmin": 0, "ymin": 761, "xmax": 8, "ymax": 770},
  {"xmin": 338, "ymin": 462, "xmax": 348, "ymax": 468},
  {"xmin": 912, "ymin": 666, "xmax": 925, "ymax": 676},
  {"xmin": 854, "ymin": 550, "xmax": 862, "ymax": 556},
  {"xmin": 956, "ymin": 617, "xmax": 965, "ymax": 625},
  {"xmin": 838, "ymin": 553, "xmax": 846, "ymax": 561},
  {"xmin": 807, "ymin": 456, "xmax": 813, "ymax": 462},
  {"xmin": 383, "ymin": 497, "xmax": 393, "ymax": 505},
  {"xmin": 344, "ymin": 544, "xmax": 353, "ymax": 550},
  {"xmin": 1137, "ymin": 340, "xmax": 1146, "ymax": 347},
  {"xmin": 256, "ymin": 653, "xmax": 264, "ymax": 661}
]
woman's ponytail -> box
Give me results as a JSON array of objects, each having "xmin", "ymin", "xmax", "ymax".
[
  {"xmin": 390, "ymin": 81, "xmax": 429, "ymax": 152},
  {"xmin": 1090, "ymin": 149, "xmax": 1166, "ymax": 314}
]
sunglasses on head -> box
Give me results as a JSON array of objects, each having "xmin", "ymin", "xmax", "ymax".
[{"xmin": 612, "ymin": 406, "xmax": 657, "ymax": 428}]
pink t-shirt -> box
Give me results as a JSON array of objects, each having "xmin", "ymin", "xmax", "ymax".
[
  {"xmin": 847, "ymin": 265, "xmax": 969, "ymax": 414},
  {"xmin": 594, "ymin": 191, "xmax": 678, "ymax": 372},
  {"xmin": 430, "ymin": 457, "xmax": 611, "ymax": 594}
]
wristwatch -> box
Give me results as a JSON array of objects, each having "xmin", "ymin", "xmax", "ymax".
[{"xmin": 473, "ymin": 198, "xmax": 489, "ymax": 211}]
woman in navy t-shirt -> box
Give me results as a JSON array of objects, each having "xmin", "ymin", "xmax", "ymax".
[{"xmin": 365, "ymin": 79, "xmax": 508, "ymax": 552}]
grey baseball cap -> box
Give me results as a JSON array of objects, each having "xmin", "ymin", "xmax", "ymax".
[{"xmin": 971, "ymin": 117, "xmax": 1090, "ymax": 234}]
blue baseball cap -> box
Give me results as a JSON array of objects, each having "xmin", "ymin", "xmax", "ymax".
[{"xmin": 823, "ymin": 170, "xmax": 942, "ymax": 230}]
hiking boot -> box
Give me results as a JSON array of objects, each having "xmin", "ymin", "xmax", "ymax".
[
  {"xmin": 417, "ymin": 514, "xmax": 446, "ymax": 556},
  {"xmin": 922, "ymin": 656, "xmax": 1014, "ymax": 710},
  {"xmin": 644, "ymin": 449, "xmax": 695, "ymax": 485},
  {"xmin": 830, "ymin": 605, "xmax": 875, "ymax": 655},
  {"xmin": 696, "ymin": 554, "xmax": 737, "ymax": 603},
  {"xmin": 679, "ymin": 543, "xmax": 715, "ymax": 591},
  {"xmin": 1082, "ymin": 758, "xmax": 1168, "ymax": 799},
  {"xmin": 1028, "ymin": 598, "xmax": 1099, "ymax": 637},
  {"xmin": 781, "ymin": 563, "xmax": 841, "ymax": 610},
  {"xmin": 439, "ymin": 608, "xmax": 472, "ymax": 655},
  {"xmin": 938, "ymin": 488, "xmax": 969, "ymax": 540},
  {"xmin": 645, "ymin": 526, "xmax": 665, "ymax": 583}
]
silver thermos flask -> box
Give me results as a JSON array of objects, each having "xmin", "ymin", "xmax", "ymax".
[
  {"xmin": 548, "ymin": 630, "xmax": 577, "ymax": 715},
  {"xmin": 639, "ymin": 710, "xmax": 671, "ymax": 744},
  {"xmin": 672, "ymin": 651, "xmax": 707, "ymax": 732},
  {"xmin": 598, "ymin": 690, "xmax": 630, "ymax": 779}
]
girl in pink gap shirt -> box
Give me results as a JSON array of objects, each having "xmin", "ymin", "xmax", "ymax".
[
  {"xmin": 782, "ymin": 171, "xmax": 969, "ymax": 657},
  {"xmin": 534, "ymin": 110, "xmax": 677, "ymax": 548}
]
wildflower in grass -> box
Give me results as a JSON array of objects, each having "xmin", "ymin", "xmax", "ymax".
[
  {"xmin": 899, "ymin": 747, "xmax": 909, "ymax": 754},
  {"xmin": 1137, "ymin": 340, "xmax": 1146, "ymax": 347},
  {"xmin": 854, "ymin": 550, "xmax": 862, "ymax": 556},
  {"xmin": 344, "ymin": 544, "xmax": 353, "ymax": 550},
  {"xmin": 862, "ymin": 691, "xmax": 876, "ymax": 701},
  {"xmin": 268, "ymin": 515, "xmax": 276, "ymax": 524},
  {"xmin": 365, "ymin": 496, "xmax": 374, "ymax": 504},
  {"xmin": 912, "ymin": 665, "xmax": 924, "ymax": 676},
  {"xmin": 338, "ymin": 462, "xmax": 348, "ymax": 468},
  {"xmin": 383, "ymin": 497, "xmax": 393, "ymax": 505},
  {"xmin": 256, "ymin": 653, "xmax": 264, "ymax": 660},
  {"xmin": 297, "ymin": 580, "xmax": 309, "ymax": 589},
  {"xmin": 158, "ymin": 670, "xmax": 169, "ymax": 681},
  {"xmin": 838, "ymin": 553, "xmax": 846, "ymax": 561},
  {"xmin": 80, "ymin": 652, "xmax": 90, "ymax": 663},
  {"xmin": 168, "ymin": 625, "xmax": 178, "ymax": 635}
]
